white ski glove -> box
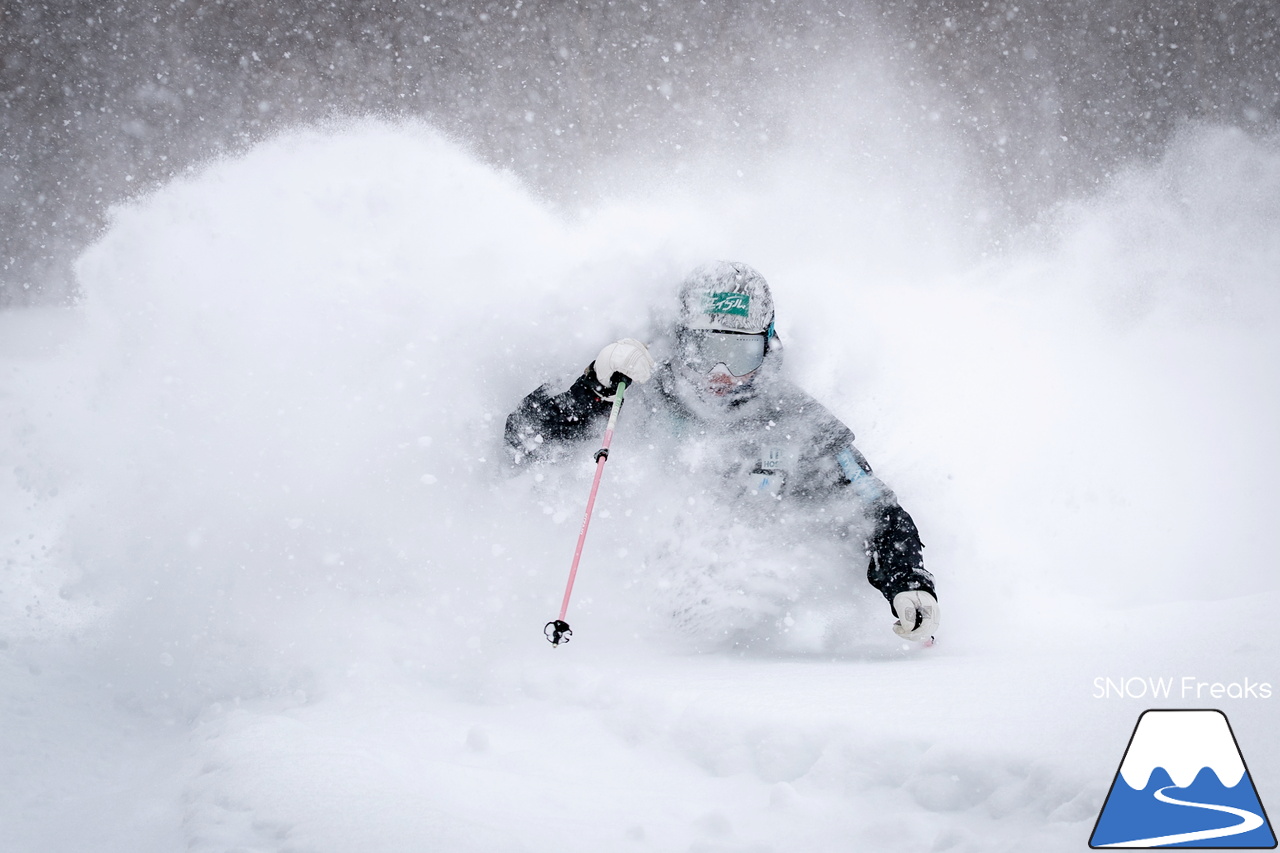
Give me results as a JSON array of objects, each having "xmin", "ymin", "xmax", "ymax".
[
  {"xmin": 592, "ymin": 338, "xmax": 655, "ymax": 390},
  {"xmin": 891, "ymin": 590, "xmax": 939, "ymax": 642}
]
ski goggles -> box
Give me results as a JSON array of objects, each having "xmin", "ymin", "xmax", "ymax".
[{"xmin": 678, "ymin": 329, "xmax": 769, "ymax": 377}]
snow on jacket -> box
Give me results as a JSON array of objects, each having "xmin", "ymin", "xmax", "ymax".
[{"xmin": 504, "ymin": 359, "xmax": 936, "ymax": 611}]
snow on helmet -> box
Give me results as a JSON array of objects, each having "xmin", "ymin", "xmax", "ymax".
[{"xmin": 677, "ymin": 261, "xmax": 775, "ymax": 335}]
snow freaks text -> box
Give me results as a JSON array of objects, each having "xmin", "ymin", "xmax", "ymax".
[{"xmin": 1093, "ymin": 677, "xmax": 1274, "ymax": 701}]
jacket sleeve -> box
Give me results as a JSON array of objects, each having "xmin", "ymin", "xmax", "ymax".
[
  {"xmin": 825, "ymin": 434, "xmax": 937, "ymax": 606},
  {"xmin": 865, "ymin": 502, "xmax": 935, "ymax": 605},
  {"xmin": 504, "ymin": 368, "xmax": 613, "ymax": 464}
]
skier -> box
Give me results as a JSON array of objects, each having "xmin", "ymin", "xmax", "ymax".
[{"xmin": 505, "ymin": 261, "xmax": 938, "ymax": 642}]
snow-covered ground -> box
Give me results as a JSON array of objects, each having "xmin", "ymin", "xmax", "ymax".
[{"xmin": 1, "ymin": 121, "xmax": 1277, "ymax": 852}]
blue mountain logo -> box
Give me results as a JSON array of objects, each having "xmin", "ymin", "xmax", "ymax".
[{"xmin": 1091, "ymin": 709, "xmax": 1276, "ymax": 848}]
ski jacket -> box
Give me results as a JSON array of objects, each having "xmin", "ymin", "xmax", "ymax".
[{"xmin": 504, "ymin": 363, "xmax": 935, "ymax": 610}]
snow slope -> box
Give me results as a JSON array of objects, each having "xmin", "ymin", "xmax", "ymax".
[{"xmin": 1, "ymin": 121, "xmax": 1278, "ymax": 852}]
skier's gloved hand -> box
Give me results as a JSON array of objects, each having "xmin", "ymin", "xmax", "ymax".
[
  {"xmin": 891, "ymin": 590, "xmax": 939, "ymax": 642},
  {"xmin": 591, "ymin": 338, "xmax": 655, "ymax": 398}
]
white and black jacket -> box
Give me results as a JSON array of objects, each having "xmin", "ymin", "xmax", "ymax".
[{"xmin": 504, "ymin": 360, "xmax": 936, "ymax": 611}]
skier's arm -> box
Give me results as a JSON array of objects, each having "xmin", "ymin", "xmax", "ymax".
[
  {"xmin": 504, "ymin": 339, "xmax": 655, "ymax": 464},
  {"xmin": 845, "ymin": 455, "xmax": 939, "ymax": 640},
  {"xmin": 865, "ymin": 501, "xmax": 935, "ymax": 604},
  {"xmin": 504, "ymin": 370, "xmax": 613, "ymax": 464},
  {"xmin": 822, "ymin": 434, "xmax": 937, "ymax": 609}
]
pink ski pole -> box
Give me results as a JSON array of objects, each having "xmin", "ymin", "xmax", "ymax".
[{"xmin": 545, "ymin": 379, "xmax": 627, "ymax": 646}]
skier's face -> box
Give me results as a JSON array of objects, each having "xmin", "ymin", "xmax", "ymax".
[
  {"xmin": 676, "ymin": 329, "xmax": 767, "ymax": 399},
  {"xmin": 702, "ymin": 364, "xmax": 758, "ymax": 397}
]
